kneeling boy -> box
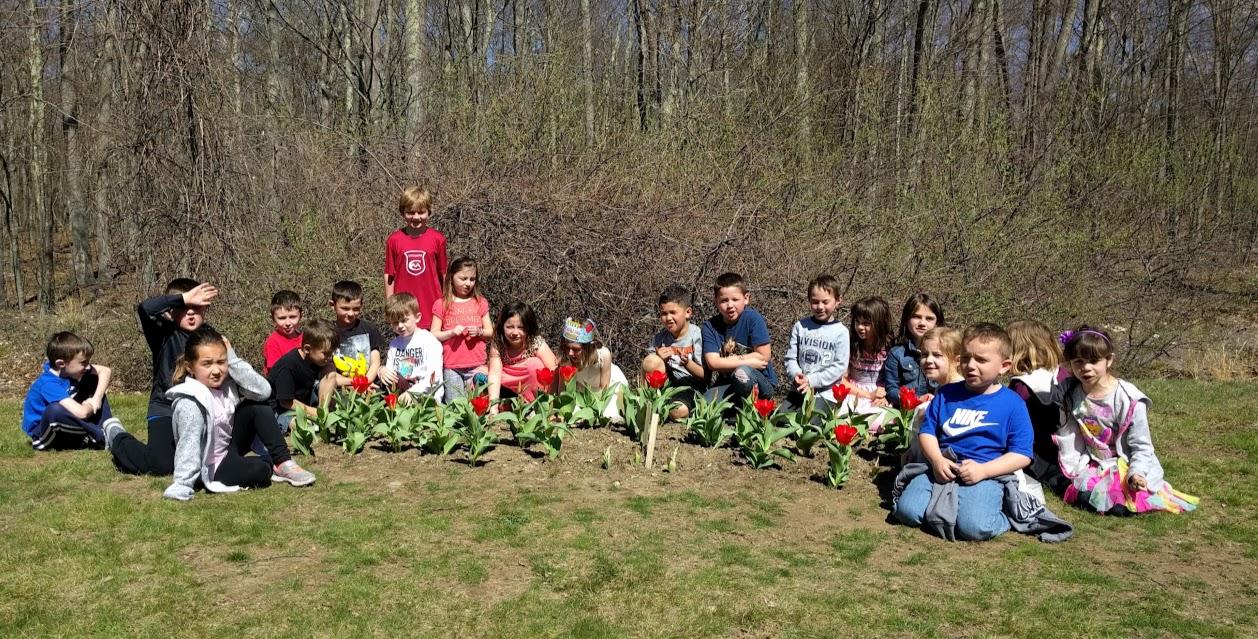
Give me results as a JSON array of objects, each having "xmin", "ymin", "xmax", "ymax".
[
  {"xmin": 269, "ymin": 318, "xmax": 340, "ymax": 429},
  {"xmin": 22, "ymin": 332, "xmax": 123, "ymax": 451},
  {"xmin": 892, "ymin": 323, "xmax": 1033, "ymax": 541}
]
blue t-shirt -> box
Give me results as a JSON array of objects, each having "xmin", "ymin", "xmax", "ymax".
[
  {"xmin": 701, "ymin": 307, "xmax": 777, "ymax": 386},
  {"xmin": 21, "ymin": 363, "xmax": 75, "ymax": 437},
  {"xmin": 919, "ymin": 382, "xmax": 1033, "ymax": 463}
]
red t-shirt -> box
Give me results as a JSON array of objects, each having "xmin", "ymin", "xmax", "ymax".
[
  {"xmin": 384, "ymin": 227, "xmax": 448, "ymax": 328},
  {"xmin": 263, "ymin": 330, "xmax": 304, "ymax": 373}
]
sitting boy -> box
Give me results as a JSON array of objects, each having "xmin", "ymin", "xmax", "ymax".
[
  {"xmin": 263, "ymin": 290, "xmax": 304, "ymax": 374},
  {"xmin": 892, "ymin": 323, "xmax": 1055, "ymax": 541},
  {"xmin": 22, "ymin": 332, "xmax": 123, "ymax": 451},
  {"xmin": 641, "ymin": 285, "xmax": 705, "ymax": 419},
  {"xmin": 379, "ymin": 293, "xmax": 444, "ymax": 402},
  {"xmin": 268, "ymin": 318, "xmax": 339, "ymax": 430},
  {"xmin": 330, "ymin": 280, "xmax": 386, "ymax": 388},
  {"xmin": 701, "ymin": 272, "xmax": 777, "ymax": 402}
]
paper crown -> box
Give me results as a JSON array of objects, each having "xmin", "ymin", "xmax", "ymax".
[{"xmin": 562, "ymin": 317, "xmax": 597, "ymax": 344}]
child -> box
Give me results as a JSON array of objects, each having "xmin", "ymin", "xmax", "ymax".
[
  {"xmin": 379, "ymin": 293, "xmax": 444, "ymax": 402},
  {"xmin": 22, "ymin": 331, "xmax": 123, "ymax": 451},
  {"xmin": 262, "ymin": 290, "xmax": 304, "ymax": 374},
  {"xmin": 268, "ymin": 318, "xmax": 340, "ymax": 432},
  {"xmin": 487, "ymin": 302, "xmax": 558, "ymax": 406},
  {"xmin": 1007, "ymin": 320, "xmax": 1068, "ymax": 489},
  {"xmin": 430, "ymin": 257, "xmax": 492, "ymax": 402},
  {"xmin": 384, "ymin": 186, "xmax": 447, "ymax": 330},
  {"xmin": 701, "ymin": 272, "xmax": 777, "ymax": 403},
  {"xmin": 835, "ymin": 296, "xmax": 894, "ymax": 432},
  {"xmin": 110, "ymin": 278, "xmax": 218, "ymax": 475},
  {"xmin": 330, "ymin": 280, "xmax": 387, "ymax": 386},
  {"xmin": 559, "ymin": 318, "xmax": 628, "ymax": 422},
  {"xmin": 904, "ymin": 326, "xmax": 962, "ymax": 462},
  {"xmin": 881, "ymin": 293, "xmax": 944, "ymax": 408},
  {"xmin": 783, "ymin": 275, "xmax": 849, "ymax": 414},
  {"xmin": 1056, "ymin": 326, "xmax": 1198, "ymax": 515},
  {"xmin": 641, "ymin": 285, "xmax": 705, "ymax": 420},
  {"xmin": 892, "ymin": 323, "xmax": 1069, "ymax": 542},
  {"xmin": 165, "ymin": 327, "xmax": 314, "ymax": 501}
]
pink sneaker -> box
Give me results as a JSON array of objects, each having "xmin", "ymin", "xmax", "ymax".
[{"xmin": 271, "ymin": 460, "xmax": 316, "ymax": 487}]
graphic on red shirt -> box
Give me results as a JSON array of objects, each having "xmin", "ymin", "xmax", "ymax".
[{"xmin": 404, "ymin": 250, "xmax": 427, "ymax": 275}]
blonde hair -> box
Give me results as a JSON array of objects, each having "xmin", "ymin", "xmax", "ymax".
[
  {"xmin": 398, "ymin": 186, "xmax": 434, "ymax": 215},
  {"xmin": 385, "ymin": 293, "xmax": 421, "ymax": 324},
  {"xmin": 560, "ymin": 341, "xmax": 601, "ymax": 371},
  {"xmin": 1007, "ymin": 320, "xmax": 1062, "ymax": 374},
  {"xmin": 920, "ymin": 327, "xmax": 962, "ymax": 380}
]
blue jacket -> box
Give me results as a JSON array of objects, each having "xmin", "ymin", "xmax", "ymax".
[{"xmin": 880, "ymin": 342, "xmax": 932, "ymax": 407}]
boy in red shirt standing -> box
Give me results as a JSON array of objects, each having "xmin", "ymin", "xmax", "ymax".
[{"xmin": 384, "ymin": 186, "xmax": 447, "ymax": 330}]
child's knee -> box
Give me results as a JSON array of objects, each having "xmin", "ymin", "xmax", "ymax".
[
  {"xmin": 42, "ymin": 403, "xmax": 74, "ymax": 424},
  {"xmin": 731, "ymin": 366, "xmax": 756, "ymax": 393},
  {"xmin": 642, "ymin": 354, "xmax": 665, "ymax": 373},
  {"xmin": 956, "ymin": 513, "xmax": 1010, "ymax": 541},
  {"xmin": 956, "ymin": 481, "xmax": 1010, "ymax": 540},
  {"xmin": 893, "ymin": 474, "xmax": 932, "ymax": 527}
]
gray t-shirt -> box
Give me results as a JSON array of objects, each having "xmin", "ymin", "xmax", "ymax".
[{"xmin": 650, "ymin": 323, "xmax": 703, "ymax": 381}]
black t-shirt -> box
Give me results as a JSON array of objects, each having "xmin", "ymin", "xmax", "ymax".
[
  {"xmin": 336, "ymin": 319, "xmax": 387, "ymax": 362},
  {"xmin": 268, "ymin": 349, "xmax": 322, "ymax": 411}
]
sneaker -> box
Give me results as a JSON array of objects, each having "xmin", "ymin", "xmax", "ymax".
[
  {"xmin": 271, "ymin": 460, "xmax": 316, "ymax": 487},
  {"xmin": 103, "ymin": 418, "xmax": 126, "ymax": 452}
]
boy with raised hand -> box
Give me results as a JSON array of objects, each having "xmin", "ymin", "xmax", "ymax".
[
  {"xmin": 22, "ymin": 331, "xmax": 123, "ymax": 451},
  {"xmin": 329, "ymin": 280, "xmax": 387, "ymax": 388},
  {"xmin": 268, "ymin": 318, "xmax": 340, "ymax": 431},
  {"xmin": 262, "ymin": 290, "xmax": 304, "ymax": 374},
  {"xmin": 384, "ymin": 186, "xmax": 447, "ymax": 329},
  {"xmin": 642, "ymin": 284, "xmax": 705, "ymax": 419},
  {"xmin": 701, "ymin": 272, "xmax": 777, "ymax": 403},
  {"xmin": 892, "ymin": 323, "xmax": 1036, "ymax": 541},
  {"xmin": 379, "ymin": 293, "xmax": 444, "ymax": 403}
]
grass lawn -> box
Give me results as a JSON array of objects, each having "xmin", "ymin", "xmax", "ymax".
[{"xmin": 1, "ymin": 379, "xmax": 1254, "ymax": 638}]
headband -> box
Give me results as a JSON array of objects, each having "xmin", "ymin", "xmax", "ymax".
[{"xmin": 1058, "ymin": 329, "xmax": 1111, "ymax": 346}]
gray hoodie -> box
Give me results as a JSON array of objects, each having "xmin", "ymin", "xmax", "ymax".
[
  {"xmin": 784, "ymin": 316, "xmax": 849, "ymax": 401},
  {"xmin": 1055, "ymin": 379, "xmax": 1165, "ymax": 491},
  {"xmin": 163, "ymin": 349, "xmax": 271, "ymax": 501}
]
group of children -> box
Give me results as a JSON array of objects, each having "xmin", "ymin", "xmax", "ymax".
[{"xmin": 20, "ymin": 186, "xmax": 1199, "ymax": 541}]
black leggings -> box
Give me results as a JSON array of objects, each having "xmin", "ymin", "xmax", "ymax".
[
  {"xmin": 213, "ymin": 404, "xmax": 286, "ymax": 486},
  {"xmin": 112, "ymin": 401, "xmax": 291, "ymax": 476}
]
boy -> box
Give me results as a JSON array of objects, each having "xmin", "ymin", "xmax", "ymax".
[
  {"xmin": 642, "ymin": 285, "xmax": 705, "ymax": 419},
  {"xmin": 384, "ymin": 186, "xmax": 447, "ymax": 329},
  {"xmin": 892, "ymin": 323, "xmax": 1034, "ymax": 541},
  {"xmin": 22, "ymin": 332, "xmax": 122, "ymax": 450},
  {"xmin": 263, "ymin": 290, "xmax": 304, "ymax": 374},
  {"xmin": 330, "ymin": 280, "xmax": 387, "ymax": 386},
  {"xmin": 379, "ymin": 293, "xmax": 444, "ymax": 402},
  {"xmin": 783, "ymin": 274, "xmax": 849, "ymax": 414},
  {"xmin": 701, "ymin": 272, "xmax": 777, "ymax": 402},
  {"xmin": 269, "ymin": 318, "xmax": 339, "ymax": 431}
]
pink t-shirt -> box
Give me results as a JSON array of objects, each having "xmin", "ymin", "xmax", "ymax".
[
  {"xmin": 206, "ymin": 388, "xmax": 235, "ymax": 477},
  {"xmin": 263, "ymin": 330, "xmax": 303, "ymax": 373},
  {"xmin": 384, "ymin": 227, "xmax": 447, "ymax": 328},
  {"xmin": 432, "ymin": 297, "xmax": 490, "ymax": 370},
  {"xmin": 499, "ymin": 338, "xmax": 549, "ymax": 401}
]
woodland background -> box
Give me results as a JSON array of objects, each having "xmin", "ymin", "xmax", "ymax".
[{"xmin": 0, "ymin": 0, "xmax": 1255, "ymax": 390}]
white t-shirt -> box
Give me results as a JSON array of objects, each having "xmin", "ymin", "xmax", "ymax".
[{"xmin": 385, "ymin": 330, "xmax": 444, "ymax": 400}]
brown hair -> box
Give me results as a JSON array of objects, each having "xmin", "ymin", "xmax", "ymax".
[
  {"xmin": 962, "ymin": 322, "xmax": 1013, "ymax": 359},
  {"xmin": 46, "ymin": 332, "xmax": 94, "ymax": 365},
  {"xmin": 270, "ymin": 290, "xmax": 303, "ymax": 315},
  {"xmin": 301, "ymin": 318, "xmax": 340, "ymax": 352},
  {"xmin": 385, "ymin": 293, "xmax": 421, "ymax": 324},
  {"xmin": 1062, "ymin": 325, "xmax": 1114, "ymax": 363},
  {"xmin": 442, "ymin": 256, "xmax": 484, "ymax": 305},
  {"xmin": 850, "ymin": 296, "xmax": 894, "ymax": 356},
  {"xmin": 172, "ymin": 326, "xmax": 227, "ymax": 384},
  {"xmin": 1008, "ymin": 320, "xmax": 1062, "ymax": 374},
  {"xmin": 398, "ymin": 186, "xmax": 434, "ymax": 215},
  {"xmin": 807, "ymin": 275, "xmax": 842, "ymax": 320},
  {"xmin": 713, "ymin": 272, "xmax": 748, "ymax": 296},
  {"xmin": 331, "ymin": 280, "xmax": 363, "ymax": 303}
]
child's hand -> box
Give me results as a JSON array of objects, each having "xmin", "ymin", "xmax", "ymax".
[
  {"xmin": 466, "ymin": 325, "xmax": 482, "ymax": 337},
  {"xmin": 920, "ymin": 393, "xmax": 934, "ymax": 404},
  {"xmin": 1128, "ymin": 474, "xmax": 1148, "ymax": 492},
  {"xmin": 931, "ymin": 458, "xmax": 959, "ymax": 483},
  {"xmin": 655, "ymin": 346, "xmax": 675, "ymax": 360},
  {"xmin": 453, "ymin": 325, "xmax": 469, "ymax": 336},
  {"xmin": 399, "ymin": 392, "xmax": 415, "ymax": 406},
  {"xmin": 956, "ymin": 459, "xmax": 988, "ymax": 485},
  {"xmin": 379, "ymin": 368, "xmax": 398, "ymax": 386},
  {"xmin": 793, "ymin": 373, "xmax": 810, "ymax": 394},
  {"xmin": 872, "ymin": 397, "xmax": 890, "ymax": 408},
  {"xmin": 221, "ymin": 336, "xmax": 233, "ymax": 355},
  {"xmin": 81, "ymin": 397, "xmax": 98, "ymax": 414},
  {"xmin": 182, "ymin": 283, "xmax": 219, "ymax": 307}
]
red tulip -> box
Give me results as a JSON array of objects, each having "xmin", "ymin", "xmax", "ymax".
[
  {"xmin": 535, "ymin": 367, "xmax": 554, "ymax": 387},
  {"xmin": 832, "ymin": 383, "xmax": 851, "ymax": 403},
  {"xmin": 834, "ymin": 423, "xmax": 858, "ymax": 446},
  {"xmin": 645, "ymin": 370, "xmax": 667, "ymax": 389},
  {"xmin": 559, "ymin": 365, "xmax": 578, "ymax": 382},
  {"xmin": 470, "ymin": 395, "xmax": 490, "ymax": 416},
  {"xmin": 351, "ymin": 375, "xmax": 371, "ymax": 394},
  {"xmin": 384, "ymin": 393, "xmax": 398, "ymax": 409},
  {"xmin": 753, "ymin": 398, "xmax": 776, "ymax": 419},
  {"xmin": 900, "ymin": 387, "xmax": 921, "ymax": 410}
]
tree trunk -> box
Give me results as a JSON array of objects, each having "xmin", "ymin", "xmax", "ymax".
[
  {"xmin": 92, "ymin": 0, "xmax": 118, "ymax": 284},
  {"xmin": 793, "ymin": 0, "xmax": 809, "ymax": 155},
  {"xmin": 581, "ymin": 0, "xmax": 594, "ymax": 146},
  {"xmin": 632, "ymin": 0, "xmax": 650, "ymax": 131},
  {"xmin": 61, "ymin": 0, "xmax": 89, "ymax": 294},
  {"xmin": 29, "ymin": 0, "xmax": 53, "ymax": 312},
  {"xmin": 405, "ymin": 0, "xmax": 428, "ymax": 154},
  {"xmin": 906, "ymin": 0, "xmax": 931, "ymax": 135},
  {"xmin": 267, "ymin": 0, "xmax": 285, "ymax": 113}
]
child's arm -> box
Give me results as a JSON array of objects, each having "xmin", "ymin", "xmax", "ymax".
[
  {"xmin": 367, "ymin": 349, "xmax": 382, "ymax": 383},
  {"xmin": 919, "ymin": 434, "xmax": 959, "ymax": 483},
  {"xmin": 87, "ymin": 364, "xmax": 111, "ymax": 413},
  {"xmin": 384, "ymin": 275, "xmax": 394, "ymax": 298},
  {"xmin": 1124, "ymin": 401, "xmax": 1158, "ymax": 489},
  {"xmin": 226, "ymin": 344, "xmax": 271, "ymax": 401},
  {"xmin": 57, "ymin": 396, "xmax": 97, "ymax": 420},
  {"xmin": 598, "ymin": 350, "xmax": 613, "ymax": 390},
  {"xmin": 486, "ymin": 347, "xmax": 503, "ymax": 402},
  {"xmin": 684, "ymin": 347, "xmax": 705, "ymax": 378},
  {"xmin": 536, "ymin": 342, "xmax": 559, "ymax": 370},
  {"xmin": 880, "ymin": 348, "xmax": 904, "ymax": 406},
  {"xmin": 377, "ymin": 348, "xmax": 398, "ymax": 386},
  {"xmin": 784, "ymin": 323, "xmax": 803, "ymax": 380},
  {"xmin": 478, "ymin": 311, "xmax": 493, "ymax": 339}
]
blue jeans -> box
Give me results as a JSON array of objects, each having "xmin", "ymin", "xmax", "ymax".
[
  {"xmin": 706, "ymin": 365, "xmax": 775, "ymax": 403},
  {"xmin": 893, "ymin": 473, "xmax": 1010, "ymax": 541}
]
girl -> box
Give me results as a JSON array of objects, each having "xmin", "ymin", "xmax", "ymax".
[
  {"xmin": 783, "ymin": 275, "xmax": 849, "ymax": 414},
  {"xmin": 1008, "ymin": 320, "xmax": 1068, "ymax": 489},
  {"xmin": 559, "ymin": 318, "xmax": 629, "ymax": 423},
  {"xmin": 836, "ymin": 297, "xmax": 894, "ymax": 431},
  {"xmin": 881, "ymin": 293, "xmax": 944, "ymax": 408},
  {"xmin": 1056, "ymin": 326, "xmax": 1198, "ymax": 515},
  {"xmin": 905, "ymin": 327, "xmax": 963, "ymax": 461},
  {"xmin": 430, "ymin": 257, "xmax": 493, "ymax": 402},
  {"xmin": 163, "ymin": 327, "xmax": 313, "ymax": 501},
  {"xmin": 487, "ymin": 302, "xmax": 558, "ymax": 407}
]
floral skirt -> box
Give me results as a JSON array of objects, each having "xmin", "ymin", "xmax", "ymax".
[{"xmin": 1064, "ymin": 457, "xmax": 1198, "ymax": 514}]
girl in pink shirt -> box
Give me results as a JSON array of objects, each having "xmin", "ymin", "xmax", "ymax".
[
  {"xmin": 430, "ymin": 257, "xmax": 494, "ymax": 402},
  {"xmin": 487, "ymin": 302, "xmax": 557, "ymax": 410}
]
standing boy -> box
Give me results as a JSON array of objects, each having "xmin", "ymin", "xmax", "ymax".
[
  {"xmin": 892, "ymin": 323, "xmax": 1034, "ymax": 541},
  {"xmin": 263, "ymin": 290, "xmax": 304, "ymax": 374},
  {"xmin": 641, "ymin": 285, "xmax": 705, "ymax": 419},
  {"xmin": 330, "ymin": 280, "xmax": 387, "ymax": 386},
  {"xmin": 22, "ymin": 332, "xmax": 123, "ymax": 450},
  {"xmin": 701, "ymin": 272, "xmax": 778, "ymax": 402},
  {"xmin": 384, "ymin": 186, "xmax": 447, "ymax": 329},
  {"xmin": 379, "ymin": 293, "xmax": 444, "ymax": 402}
]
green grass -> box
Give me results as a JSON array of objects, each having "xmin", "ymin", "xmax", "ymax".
[{"xmin": 1, "ymin": 381, "xmax": 1255, "ymax": 638}]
